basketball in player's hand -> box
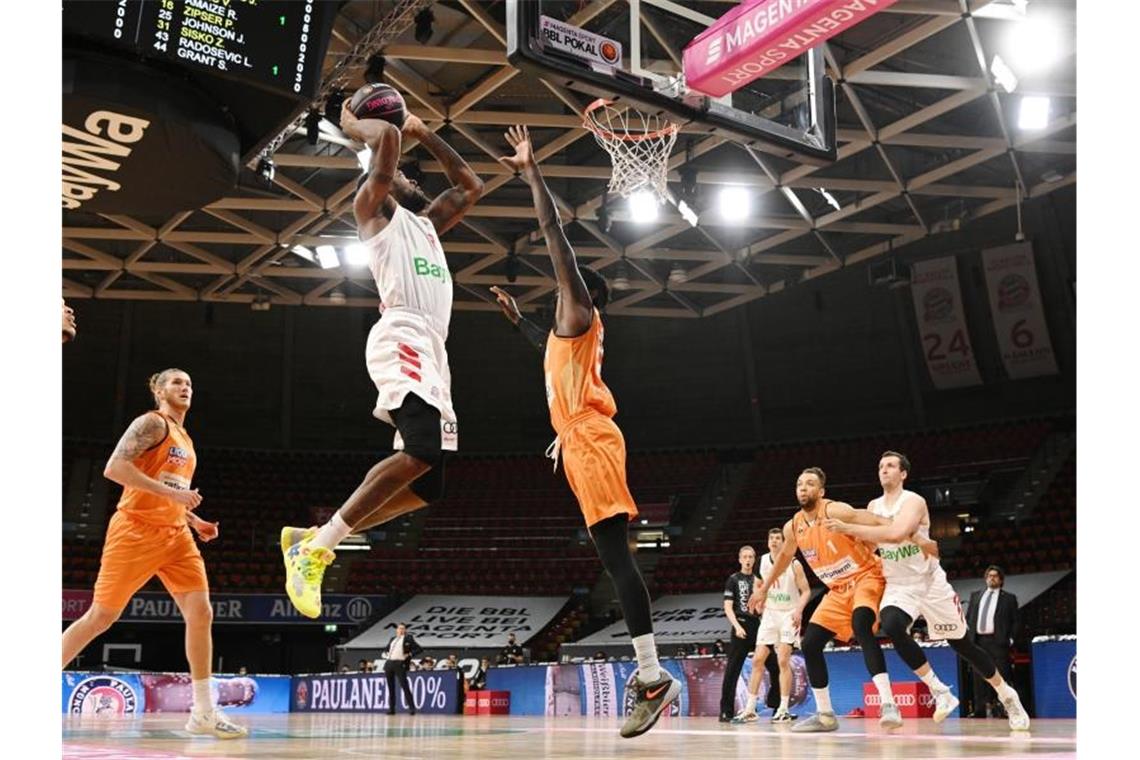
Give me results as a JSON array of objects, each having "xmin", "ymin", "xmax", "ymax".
[{"xmin": 348, "ymin": 83, "xmax": 406, "ymax": 126}]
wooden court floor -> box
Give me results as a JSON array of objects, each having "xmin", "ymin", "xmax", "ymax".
[{"xmin": 63, "ymin": 713, "xmax": 1076, "ymax": 759}]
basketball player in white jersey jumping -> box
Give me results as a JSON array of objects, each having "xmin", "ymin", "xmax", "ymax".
[
  {"xmin": 823, "ymin": 451, "xmax": 1030, "ymax": 730},
  {"xmin": 733, "ymin": 527, "xmax": 810, "ymax": 724},
  {"xmin": 280, "ymin": 96, "xmax": 483, "ymax": 618}
]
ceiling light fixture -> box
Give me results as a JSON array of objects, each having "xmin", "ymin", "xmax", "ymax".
[{"xmin": 629, "ymin": 190, "xmax": 659, "ymax": 223}]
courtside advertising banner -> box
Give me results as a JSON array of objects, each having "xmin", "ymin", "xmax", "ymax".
[
  {"xmin": 1032, "ymin": 636, "xmax": 1076, "ymax": 718},
  {"xmin": 61, "ymin": 589, "xmax": 387, "ymax": 625},
  {"xmin": 291, "ymin": 670, "xmax": 462, "ymax": 714},
  {"xmin": 909, "ymin": 257, "xmax": 982, "ymax": 389},
  {"xmin": 573, "ymin": 595, "xmax": 730, "ymax": 647},
  {"xmin": 342, "ymin": 595, "xmax": 568, "ymax": 649},
  {"xmin": 981, "ymin": 242, "xmax": 1058, "ymax": 379},
  {"xmin": 62, "ymin": 672, "xmax": 290, "ymax": 714},
  {"xmin": 488, "ymin": 648, "xmax": 956, "ymax": 717}
]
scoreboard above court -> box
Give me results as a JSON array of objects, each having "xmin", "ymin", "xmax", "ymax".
[{"xmin": 63, "ymin": 0, "xmax": 337, "ymax": 98}]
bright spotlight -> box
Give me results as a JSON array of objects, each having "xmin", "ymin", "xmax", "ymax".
[
  {"xmin": 346, "ymin": 243, "xmax": 370, "ymax": 267},
  {"xmin": 718, "ymin": 186, "xmax": 751, "ymax": 222},
  {"xmin": 1018, "ymin": 96, "xmax": 1050, "ymax": 130},
  {"xmin": 1005, "ymin": 14, "xmax": 1065, "ymax": 75},
  {"xmin": 316, "ymin": 245, "xmax": 340, "ymax": 269},
  {"xmin": 628, "ymin": 190, "xmax": 659, "ymax": 223}
]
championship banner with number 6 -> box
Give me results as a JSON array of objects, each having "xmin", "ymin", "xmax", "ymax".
[
  {"xmin": 910, "ymin": 257, "xmax": 981, "ymax": 389},
  {"xmin": 981, "ymin": 242, "xmax": 1058, "ymax": 379}
]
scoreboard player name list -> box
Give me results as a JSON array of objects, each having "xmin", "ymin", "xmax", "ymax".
[{"xmin": 169, "ymin": 0, "xmax": 255, "ymax": 73}]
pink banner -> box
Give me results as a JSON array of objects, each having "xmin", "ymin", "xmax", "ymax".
[
  {"xmin": 63, "ymin": 589, "xmax": 93, "ymax": 621},
  {"xmin": 683, "ymin": 0, "xmax": 899, "ymax": 98}
]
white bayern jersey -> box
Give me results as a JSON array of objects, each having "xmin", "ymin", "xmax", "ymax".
[
  {"xmin": 759, "ymin": 553, "xmax": 800, "ymax": 612},
  {"xmin": 869, "ymin": 489, "xmax": 936, "ymax": 584},
  {"xmin": 365, "ymin": 204, "xmax": 453, "ymax": 338}
]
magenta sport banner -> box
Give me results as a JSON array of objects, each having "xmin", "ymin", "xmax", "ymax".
[
  {"xmin": 981, "ymin": 242, "xmax": 1059, "ymax": 379},
  {"xmin": 683, "ymin": 0, "xmax": 900, "ymax": 97},
  {"xmin": 909, "ymin": 257, "xmax": 982, "ymax": 389}
]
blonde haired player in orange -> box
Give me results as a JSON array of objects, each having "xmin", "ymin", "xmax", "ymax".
[
  {"xmin": 61, "ymin": 369, "xmax": 247, "ymax": 739},
  {"xmin": 749, "ymin": 467, "xmax": 902, "ymax": 733},
  {"xmin": 497, "ymin": 125, "xmax": 679, "ymax": 739}
]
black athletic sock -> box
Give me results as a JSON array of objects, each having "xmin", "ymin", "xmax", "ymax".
[
  {"xmin": 589, "ymin": 514, "xmax": 653, "ymax": 638},
  {"xmin": 879, "ymin": 606, "xmax": 929, "ymax": 671},
  {"xmin": 852, "ymin": 606, "xmax": 887, "ymax": 676},
  {"xmin": 801, "ymin": 623, "xmax": 833, "ymax": 689},
  {"xmin": 948, "ymin": 636, "xmax": 999, "ymax": 680}
]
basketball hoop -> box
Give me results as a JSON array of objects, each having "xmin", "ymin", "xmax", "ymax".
[{"xmin": 583, "ymin": 98, "xmax": 679, "ymax": 202}]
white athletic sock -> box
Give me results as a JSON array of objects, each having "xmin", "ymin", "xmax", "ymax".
[
  {"xmin": 745, "ymin": 693, "xmax": 757, "ymax": 712},
  {"xmin": 994, "ymin": 679, "xmax": 1017, "ymax": 702},
  {"xmin": 192, "ymin": 678, "xmax": 214, "ymax": 714},
  {"xmin": 813, "ymin": 687, "xmax": 833, "ymax": 714},
  {"xmin": 873, "ymin": 673, "xmax": 895, "ymax": 704},
  {"xmin": 779, "ymin": 695, "xmax": 790, "ymax": 713},
  {"xmin": 920, "ymin": 669, "xmax": 949, "ymax": 693},
  {"xmin": 310, "ymin": 513, "xmax": 352, "ymax": 552},
  {"xmin": 632, "ymin": 633, "xmax": 662, "ymax": 684}
]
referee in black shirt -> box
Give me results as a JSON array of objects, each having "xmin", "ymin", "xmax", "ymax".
[{"xmin": 720, "ymin": 545, "xmax": 761, "ymax": 722}]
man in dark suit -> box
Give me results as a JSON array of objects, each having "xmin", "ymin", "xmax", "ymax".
[
  {"xmin": 383, "ymin": 622, "xmax": 424, "ymax": 715},
  {"xmin": 965, "ymin": 565, "xmax": 1019, "ymax": 718}
]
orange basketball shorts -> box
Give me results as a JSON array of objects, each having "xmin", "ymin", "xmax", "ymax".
[
  {"xmin": 560, "ymin": 414, "xmax": 638, "ymax": 528},
  {"xmin": 92, "ymin": 511, "xmax": 209, "ymax": 612},
  {"xmin": 808, "ymin": 568, "xmax": 886, "ymax": 643}
]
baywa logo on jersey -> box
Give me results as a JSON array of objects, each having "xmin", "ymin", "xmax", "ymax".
[
  {"xmin": 167, "ymin": 446, "xmax": 191, "ymax": 467},
  {"xmin": 68, "ymin": 676, "xmax": 139, "ymax": 715},
  {"xmin": 414, "ymin": 256, "xmax": 450, "ymax": 284}
]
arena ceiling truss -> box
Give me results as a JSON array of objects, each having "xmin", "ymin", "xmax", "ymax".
[{"xmin": 62, "ymin": 0, "xmax": 1077, "ymax": 319}]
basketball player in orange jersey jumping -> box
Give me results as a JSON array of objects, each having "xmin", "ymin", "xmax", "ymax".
[
  {"xmin": 749, "ymin": 467, "xmax": 903, "ymax": 732},
  {"xmin": 497, "ymin": 125, "xmax": 679, "ymax": 738},
  {"xmin": 61, "ymin": 369, "xmax": 247, "ymax": 739}
]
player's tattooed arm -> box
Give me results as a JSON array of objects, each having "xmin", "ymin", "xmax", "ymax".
[
  {"xmin": 104, "ymin": 414, "xmax": 203, "ymax": 510},
  {"xmin": 109, "ymin": 413, "xmax": 167, "ymax": 462},
  {"xmin": 409, "ymin": 116, "xmax": 484, "ymax": 234}
]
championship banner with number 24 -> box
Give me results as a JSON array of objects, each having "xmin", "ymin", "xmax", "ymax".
[
  {"xmin": 981, "ymin": 242, "xmax": 1058, "ymax": 379},
  {"xmin": 910, "ymin": 257, "xmax": 981, "ymax": 389}
]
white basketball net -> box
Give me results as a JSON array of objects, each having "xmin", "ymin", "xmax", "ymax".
[{"xmin": 584, "ymin": 99, "xmax": 679, "ymax": 201}]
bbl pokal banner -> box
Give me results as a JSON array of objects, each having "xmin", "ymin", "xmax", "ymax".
[
  {"xmin": 342, "ymin": 595, "xmax": 568, "ymax": 649},
  {"xmin": 909, "ymin": 257, "xmax": 982, "ymax": 389},
  {"xmin": 981, "ymin": 242, "xmax": 1058, "ymax": 379}
]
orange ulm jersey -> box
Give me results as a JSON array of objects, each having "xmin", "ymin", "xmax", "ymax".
[{"xmin": 115, "ymin": 412, "xmax": 196, "ymax": 527}]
